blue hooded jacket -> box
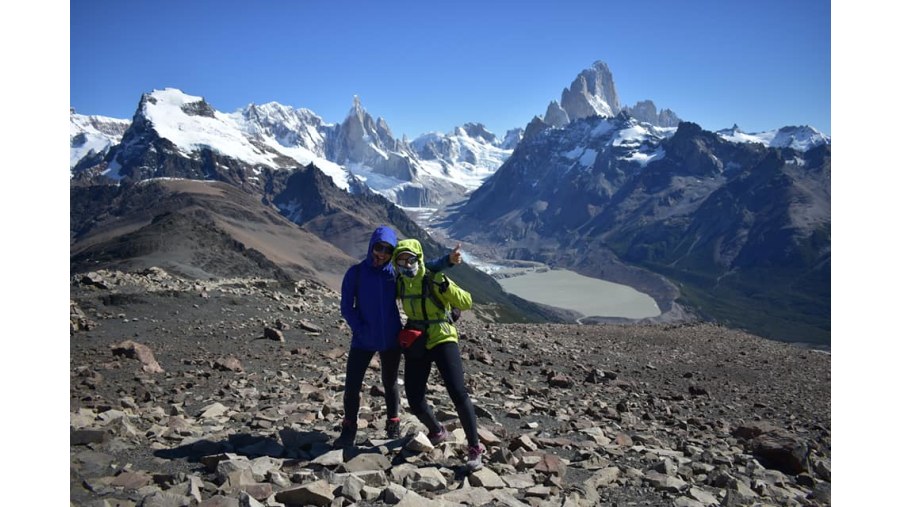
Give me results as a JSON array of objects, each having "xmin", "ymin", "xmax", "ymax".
[{"xmin": 340, "ymin": 225, "xmax": 452, "ymax": 351}]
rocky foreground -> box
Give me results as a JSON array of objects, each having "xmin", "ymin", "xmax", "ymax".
[{"xmin": 70, "ymin": 269, "xmax": 831, "ymax": 506}]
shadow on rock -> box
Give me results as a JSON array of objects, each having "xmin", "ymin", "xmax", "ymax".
[{"xmin": 153, "ymin": 429, "xmax": 333, "ymax": 463}]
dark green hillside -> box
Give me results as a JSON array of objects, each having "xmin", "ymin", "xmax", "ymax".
[{"xmin": 608, "ymin": 242, "xmax": 830, "ymax": 347}]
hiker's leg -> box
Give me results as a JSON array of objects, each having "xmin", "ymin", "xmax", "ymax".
[
  {"xmin": 343, "ymin": 348, "xmax": 375, "ymax": 424},
  {"xmin": 404, "ymin": 353, "xmax": 441, "ymax": 434},
  {"xmin": 379, "ymin": 348, "xmax": 402, "ymax": 419},
  {"xmin": 433, "ymin": 342, "xmax": 480, "ymax": 447}
]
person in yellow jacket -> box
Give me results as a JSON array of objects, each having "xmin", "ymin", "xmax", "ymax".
[{"xmin": 392, "ymin": 238, "xmax": 485, "ymax": 472}]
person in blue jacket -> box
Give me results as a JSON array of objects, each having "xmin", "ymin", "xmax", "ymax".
[{"xmin": 335, "ymin": 225, "xmax": 461, "ymax": 447}]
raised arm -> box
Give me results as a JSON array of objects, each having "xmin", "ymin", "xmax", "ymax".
[
  {"xmin": 433, "ymin": 273, "xmax": 472, "ymax": 311},
  {"xmin": 425, "ymin": 243, "xmax": 462, "ymax": 273}
]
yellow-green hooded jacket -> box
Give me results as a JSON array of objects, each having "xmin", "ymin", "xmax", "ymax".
[{"xmin": 393, "ymin": 239, "xmax": 472, "ymax": 349}]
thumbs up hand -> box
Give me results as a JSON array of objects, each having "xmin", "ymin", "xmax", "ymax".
[{"xmin": 450, "ymin": 243, "xmax": 463, "ymax": 265}]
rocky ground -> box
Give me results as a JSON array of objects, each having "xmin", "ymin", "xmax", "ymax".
[{"xmin": 69, "ymin": 268, "xmax": 831, "ymax": 506}]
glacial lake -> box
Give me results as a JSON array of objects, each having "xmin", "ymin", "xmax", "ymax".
[{"xmin": 496, "ymin": 269, "xmax": 661, "ymax": 320}]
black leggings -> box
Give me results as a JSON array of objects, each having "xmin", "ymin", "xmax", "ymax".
[
  {"xmin": 343, "ymin": 347, "xmax": 401, "ymax": 423},
  {"xmin": 404, "ymin": 341, "xmax": 479, "ymax": 447}
]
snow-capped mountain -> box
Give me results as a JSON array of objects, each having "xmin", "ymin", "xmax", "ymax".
[
  {"xmin": 324, "ymin": 96, "xmax": 465, "ymax": 207},
  {"xmin": 70, "ymin": 89, "xmax": 504, "ymax": 207},
  {"xmin": 410, "ymin": 123, "xmax": 521, "ymax": 192},
  {"xmin": 539, "ymin": 61, "xmax": 682, "ymax": 130},
  {"xmin": 238, "ymin": 102, "xmax": 331, "ymax": 157},
  {"xmin": 84, "ymin": 88, "xmax": 341, "ymax": 190},
  {"xmin": 70, "ymin": 111, "xmax": 130, "ymax": 170},
  {"xmin": 622, "ymin": 100, "xmax": 682, "ymax": 128},
  {"xmin": 559, "ymin": 60, "xmax": 622, "ymax": 121},
  {"xmin": 716, "ymin": 124, "xmax": 831, "ymax": 152}
]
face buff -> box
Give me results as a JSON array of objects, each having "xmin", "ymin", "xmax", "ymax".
[
  {"xmin": 396, "ymin": 252, "xmax": 419, "ymax": 278},
  {"xmin": 399, "ymin": 262, "xmax": 419, "ymax": 278}
]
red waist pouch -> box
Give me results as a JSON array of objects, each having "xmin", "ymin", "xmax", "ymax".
[{"xmin": 398, "ymin": 328, "xmax": 423, "ymax": 349}]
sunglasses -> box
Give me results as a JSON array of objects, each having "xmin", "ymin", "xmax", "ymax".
[
  {"xmin": 373, "ymin": 243, "xmax": 394, "ymax": 255},
  {"xmin": 396, "ymin": 254, "xmax": 418, "ymax": 267}
]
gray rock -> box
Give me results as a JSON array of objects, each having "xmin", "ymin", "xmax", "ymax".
[
  {"xmin": 213, "ymin": 357, "xmax": 244, "ymax": 372},
  {"xmin": 687, "ymin": 486, "xmax": 719, "ymax": 505},
  {"xmin": 405, "ymin": 432, "xmax": 435, "ymax": 453},
  {"xmin": 111, "ymin": 340, "xmax": 164, "ymax": 373},
  {"xmin": 349, "ymin": 470, "xmax": 390, "ymax": 487},
  {"xmin": 360, "ymin": 484, "xmax": 382, "ymax": 501},
  {"xmin": 812, "ymin": 458, "xmax": 831, "ymax": 481},
  {"xmin": 110, "ymin": 470, "xmax": 154, "ymax": 490},
  {"xmin": 586, "ymin": 466, "xmax": 621, "ymax": 488},
  {"xmin": 724, "ymin": 480, "xmax": 758, "ymax": 504},
  {"xmin": 673, "ymin": 496, "xmax": 705, "ymax": 507},
  {"xmin": 216, "ymin": 457, "xmax": 252, "ymax": 481},
  {"xmin": 408, "ymin": 466, "xmax": 448, "ymax": 491},
  {"xmin": 274, "ymin": 480, "xmax": 335, "ymax": 506},
  {"xmin": 312, "ymin": 448, "xmax": 345, "ymax": 466},
  {"xmin": 810, "ymin": 480, "xmax": 831, "ymax": 503},
  {"xmin": 644, "ymin": 471, "xmax": 689, "ymax": 493},
  {"xmin": 487, "ymin": 490, "xmax": 531, "ymax": 507},
  {"xmin": 652, "ymin": 458, "xmax": 678, "ymax": 475},
  {"xmin": 198, "ymin": 402, "xmax": 229, "ymax": 419},
  {"xmin": 381, "ymin": 483, "xmax": 409, "ymax": 504},
  {"xmin": 476, "ymin": 427, "xmax": 502, "ymax": 446},
  {"xmin": 534, "ymin": 453, "xmax": 567, "ymax": 477},
  {"xmin": 167, "ymin": 476, "xmax": 204, "ymax": 504},
  {"xmin": 439, "ymin": 486, "xmax": 494, "ymax": 506},
  {"xmin": 248, "ymin": 456, "xmax": 283, "ymax": 480},
  {"xmin": 267, "ymin": 470, "xmax": 292, "ymax": 489},
  {"xmin": 501, "ymin": 473, "xmax": 536, "ymax": 489},
  {"xmin": 342, "ymin": 452, "xmax": 392, "ymax": 472},
  {"xmin": 469, "ymin": 467, "xmax": 505, "ymax": 489},
  {"xmin": 524, "ymin": 485, "xmax": 552, "ymax": 498},
  {"xmin": 298, "ymin": 320, "xmax": 323, "ymax": 333},
  {"xmin": 198, "ymin": 496, "xmax": 240, "ymax": 507},
  {"xmin": 139, "ymin": 490, "xmax": 192, "ymax": 507},
  {"xmin": 338, "ymin": 474, "xmax": 365, "ymax": 502},
  {"xmin": 509, "ymin": 434, "xmax": 538, "ymax": 452},
  {"xmin": 219, "ymin": 469, "xmax": 256, "ymax": 493}
]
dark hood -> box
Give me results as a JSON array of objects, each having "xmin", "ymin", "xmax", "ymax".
[{"xmin": 367, "ymin": 225, "xmax": 398, "ymax": 264}]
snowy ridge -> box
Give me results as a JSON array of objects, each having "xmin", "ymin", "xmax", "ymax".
[
  {"xmin": 411, "ymin": 124, "xmax": 515, "ymax": 191},
  {"xmin": 70, "ymin": 113, "xmax": 130, "ymax": 169},
  {"xmin": 567, "ymin": 116, "xmax": 675, "ymax": 171},
  {"xmin": 140, "ymin": 88, "xmax": 282, "ymax": 168},
  {"xmin": 236, "ymin": 102, "xmax": 330, "ymax": 156},
  {"xmin": 717, "ymin": 124, "xmax": 830, "ymax": 151}
]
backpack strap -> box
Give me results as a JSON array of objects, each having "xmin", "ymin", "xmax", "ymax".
[
  {"xmin": 422, "ymin": 272, "xmax": 452, "ymax": 323},
  {"xmin": 400, "ymin": 271, "xmax": 452, "ymax": 327}
]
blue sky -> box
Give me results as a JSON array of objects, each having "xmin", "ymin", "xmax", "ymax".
[{"xmin": 70, "ymin": 0, "xmax": 831, "ymax": 138}]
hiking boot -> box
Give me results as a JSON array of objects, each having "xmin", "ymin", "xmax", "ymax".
[
  {"xmin": 386, "ymin": 418, "xmax": 401, "ymax": 439},
  {"xmin": 333, "ymin": 422, "xmax": 357, "ymax": 448},
  {"xmin": 465, "ymin": 443, "xmax": 485, "ymax": 471},
  {"xmin": 427, "ymin": 426, "xmax": 448, "ymax": 445}
]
